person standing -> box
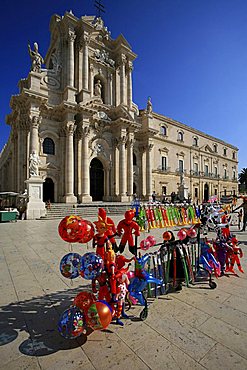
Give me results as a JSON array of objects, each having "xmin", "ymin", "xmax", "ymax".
[{"xmin": 238, "ymin": 209, "xmax": 243, "ymax": 230}]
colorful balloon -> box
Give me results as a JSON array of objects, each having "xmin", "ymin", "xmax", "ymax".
[
  {"xmin": 58, "ymin": 215, "xmax": 84, "ymax": 243},
  {"xmin": 60, "ymin": 253, "xmax": 81, "ymax": 279},
  {"xmin": 73, "ymin": 291, "xmax": 96, "ymax": 312},
  {"xmin": 86, "ymin": 300, "xmax": 112, "ymax": 330},
  {"xmin": 58, "ymin": 307, "xmax": 86, "ymax": 339},
  {"xmin": 80, "ymin": 252, "xmax": 104, "ymax": 280}
]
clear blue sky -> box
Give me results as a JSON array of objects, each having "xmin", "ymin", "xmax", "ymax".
[{"xmin": 1, "ymin": 0, "xmax": 247, "ymax": 171}]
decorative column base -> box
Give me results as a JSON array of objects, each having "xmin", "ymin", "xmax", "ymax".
[
  {"xmin": 63, "ymin": 86, "xmax": 77, "ymax": 103},
  {"xmin": 79, "ymin": 194, "xmax": 92, "ymax": 203},
  {"xmin": 116, "ymin": 194, "xmax": 129, "ymax": 202},
  {"xmin": 25, "ymin": 177, "xmax": 46, "ymax": 220},
  {"xmin": 76, "ymin": 88, "xmax": 91, "ymax": 103},
  {"xmin": 63, "ymin": 194, "xmax": 78, "ymax": 203}
]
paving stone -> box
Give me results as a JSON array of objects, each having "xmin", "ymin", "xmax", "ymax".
[
  {"xmin": 198, "ymin": 317, "xmax": 247, "ymax": 360},
  {"xmin": 199, "ymin": 343, "xmax": 247, "ymax": 370}
]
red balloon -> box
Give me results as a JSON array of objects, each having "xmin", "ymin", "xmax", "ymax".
[
  {"xmin": 177, "ymin": 229, "xmax": 187, "ymax": 240},
  {"xmin": 78, "ymin": 220, "xmax": 95, "ymax": 244},
  {"xmin": 86, "ymin": 301, "xmax": 112, "ymax": 330},
  {"xmin": 140, "ymin": 239, "xmax": 151, "ymax": 251},
  {"xmin": 146, "ymin": 235, "xmax": 156, "ymax": 247},
  {"xmin": 73, "ymin": 291, "xmax": 96, "ymax": 312},
  {"xmin": 58, "ymin": 215, "xmax": 84, "ymax": 243},
  {"xmin": 187, "ymin": 228, "xmax": 197, "ymax": 239},
  {"xmin": 163, "ymin": 231, "xmax": 172, "ymax": 241}
]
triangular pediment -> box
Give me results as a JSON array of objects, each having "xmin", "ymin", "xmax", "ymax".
[{"xmin": 114, "ymin": 34, "xmax": 132, "ymax": 49}]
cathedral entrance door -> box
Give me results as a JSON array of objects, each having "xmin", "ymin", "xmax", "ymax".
[
  {"xmin": 43, "ymin": 178, "xmax": 54, "ymax": 202},
  {"xmin": 90, "ymin": 158, "xmax": 104, "ymax": 201},
  {"xmin": 204, "ymin": 183, "xmax": 209, "ymax": 202}
]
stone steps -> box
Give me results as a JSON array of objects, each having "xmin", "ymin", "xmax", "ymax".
[{"xmin": 42, "ymin": 202, "xmax": 132, "ymax": 220}]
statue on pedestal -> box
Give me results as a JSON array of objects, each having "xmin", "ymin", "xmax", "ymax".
[
  {"xmin": 28, "ymin": 42, "xmax": 44, "ymax": 73},
  {"xmin": 94, "ymin": 80, "xmax": 102, "ymax": 97},
  {"xmin": 29, "ymin": 150, "xmax": 40, "ymax": 177},
  {"xmin": 146, "ymin": 96, "xmax": 153, "ymax": 115}
]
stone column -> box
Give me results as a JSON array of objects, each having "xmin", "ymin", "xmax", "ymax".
[
  {"xmin": 29, "ymin": 115, "xmax": 41, "ymax": 155},
  {"xmin": 146, "ymin": 143, "xmax": 153, "ymax": 198},
  {"xmin": 119, "ymin": 134, "xmax": 127, "ymax": 198},
  {"xmin": 120, "ymin": 54, "xmax": 127, "ymax": 105},
  {"xmin": 83, "ymin": 32, "xmax": 89, "ymax": 90},
  {"xmin": 77, "ymin": 134, "xmax": 82, "ymax": 199},
  {"xmin": 68, "ymin": 29, "xmax": 76, "ymax": 87},
  {"xmin": 127, "ymin": 61, "xmax": 133, "ymax": 108},
  {"xmin": 80, "ymin": 125, "xmax": 92, "ymax": 202},
  {"xmin": 127, "ymin": 133, "xmax": 134, "ymax": 196},
  {"xmin": 139, "ymin": 145, "xmax": 145, "ymax": 199},
  {"xmin": 90, "ymin": 64, "xmax": 94, "ymax": 97},
  {"xmin": 77, "ymin": 41, "xmax": 83, "ymax": 91},
  {"xmin": 113, "ymin": 138, "xmax": 119, "ymax": 197},
  {"xmin": 63, "ymin": 120, "xmax": 77, "ymax": 203}
]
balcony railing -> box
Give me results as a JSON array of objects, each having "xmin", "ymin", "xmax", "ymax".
[
  {"xmin": 157, "ymin": 166, "xmax": 171, "ymax": 173},
  {"xmin": 176, "ymin": 168, "xmax": 187, "ymax": 175}
]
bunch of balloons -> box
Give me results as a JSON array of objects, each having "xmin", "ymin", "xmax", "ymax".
[{"xmin": 58, "ymin": 291, "xmax": 113, "ymax": 339}]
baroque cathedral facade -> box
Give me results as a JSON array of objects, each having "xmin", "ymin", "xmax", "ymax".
[{"xmin": 0, "ymin": 11, "xmax": 238, "ymax": 204}]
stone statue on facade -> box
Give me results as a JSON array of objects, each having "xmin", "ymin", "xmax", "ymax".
[
  {"xmin": 28, "ymin": 42, "xmax": 44, "ymax": 73},
  {"xmin": 146, "ymin": 96, "xmax": 153, "ymax": 115},
  {"xmin": 94, "ymin": 80, "xmax": 102, "ymax": 97},
  {"xmin": 29, "ymin": 150, "xmax": 41, "ymax": 176}
]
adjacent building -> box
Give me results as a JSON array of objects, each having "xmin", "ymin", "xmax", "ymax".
[{"xmin": 0, "ymin": 11, "xmax": 238, "ymax": 204}]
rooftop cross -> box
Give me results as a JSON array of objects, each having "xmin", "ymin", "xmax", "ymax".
[{"xmin": 94, "ymin": 0, "xmax": 105, "ymax": 18}]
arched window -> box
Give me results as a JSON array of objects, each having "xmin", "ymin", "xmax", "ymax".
[
  {"xmin": 177, "ymin": 131, "xmax": 183, "ymax": 141},
  {"xmin": 213, "ymin": 144, "xmax": 217, "ymax": 153},
  {"xmin": 223, "ymin": 148, "xmax": 227, "ymax": 156},
  {"xmin": 43, "ymin": 138, "xmax": 55, "ymax": 155},
  {"xmin": 160, "ymin": 126, "xmax": 167, "ymax": 136},
  {"xmin": 193, "ymin": 137, "xmax": 198, "ymax": 147}
]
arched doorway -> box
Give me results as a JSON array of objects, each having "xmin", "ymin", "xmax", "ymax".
[
  {"xmin": 204, "ymin": 183, "xmax": 209, "ymax": 202},
  {"xmin": 43, "ymin": 178, "xmax": 54, "ymax": 202},
  {"xmin": 90, "ymin": 158, "xmax": 104, "ymax": 201}
]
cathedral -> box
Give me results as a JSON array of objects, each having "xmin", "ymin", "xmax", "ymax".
[{"xmin": 0, "ymin": 11, "xmax": 238, "ymax": 206}]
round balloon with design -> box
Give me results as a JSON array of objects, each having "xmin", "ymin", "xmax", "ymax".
[
  {"xmin": 58, "ymin": 307, "xmax": 86, "ymax": 339},
  {"xmin": 86, "ymin": 300, "xmax": 112, "ymax": 330},
  {"xmin": 60, "ymin": 252, "xmax": 81, "ymax": 279},
  {"xmin": 80, "ymin": 252, "xmax": 104, "ymax": 280},
  {"xmin": 58, "ymin": 215, "xmax": 85, "ymax": 243}
]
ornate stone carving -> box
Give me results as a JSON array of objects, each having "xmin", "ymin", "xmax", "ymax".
[
  {"xmin": 30, "ymin": 115, "xmax": 42, "ymax": 129},
  {"xmin": 68, "ymin": 29, "xmax": 76, "ymax": 42},
  {"xmin": 97, "ymin": 111, "xmax": 111, "ymax": 121},
  {"xmin": 146, "ymin": 97, "xmax": 153, "ymax": 115},
  {"xmin": 94, "ymin": 49, "xmax": 115, "ymax": 67},
  {"xmin": 28, "ymin": 42, "xmax": 44, "ymax": 73},
  {"xmin": 64, "ymin": 122, "xmax": 76, "ymax": 135}
]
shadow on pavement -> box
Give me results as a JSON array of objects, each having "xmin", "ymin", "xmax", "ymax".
[{"xmin": 0, "ymin": 286, "xmax": 93, "ymax": 357}]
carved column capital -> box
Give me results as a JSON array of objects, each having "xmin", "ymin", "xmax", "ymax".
[
  {"xmin": 64, "ymin": 121, "xmax": 76, "ymax": 135},
  {"xmin": 68, "ymin": 29, "xmax": 76, "ymax": 43},
  {"xmin": 127, "ymin": 61, "xmax": 133, "ymax": 71}
]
